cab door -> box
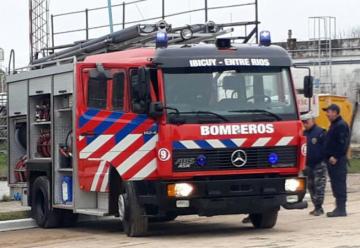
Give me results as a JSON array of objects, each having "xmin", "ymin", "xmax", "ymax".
[{"xmin": 76, "ymin": 65, "xmax": 157, "ymax": 192}]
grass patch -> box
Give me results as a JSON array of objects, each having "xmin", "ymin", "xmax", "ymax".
[
  {"xmin": 0, "ymin": 211, "xmax": 30, "ymax": 221},
  {"xmin": 0, "ymin": 152, "xmax": 7, "ymax": 179},
  {"xmin": 349, "ymin": 159, "xmax": 360, "ymax": 174}
]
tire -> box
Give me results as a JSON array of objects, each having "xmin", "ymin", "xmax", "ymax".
[
  {"xmin": 118, "ymin": 182, "xmax": 148, "ymax": 237},
  {"xmin": 31, "ymin": 176, "xmax": 61, "ymax": 228},
  {"xmin": 249, "ymin": 210, "xmax": 278, "ymax": 229}
]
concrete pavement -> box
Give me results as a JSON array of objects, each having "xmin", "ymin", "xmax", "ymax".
[{"xmin": 0, "ymin": 174, "xmax": 359, "ymax": 248}]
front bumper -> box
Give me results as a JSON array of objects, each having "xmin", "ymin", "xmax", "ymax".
[{"xmin": 136, "ymin": 176, "xmax": 307, "ymax": 217}]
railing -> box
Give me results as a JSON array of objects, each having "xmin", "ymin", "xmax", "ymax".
[{"xmin": 49, "ymin": 0, "xmax": 259, "ymax": 51}]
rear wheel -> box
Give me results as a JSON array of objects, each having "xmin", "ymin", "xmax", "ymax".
[
  {"xmin": 118, "ymin": 182, "xmax": 148, "ymax": 237},
  {"xmin": 31, "ymin": 176, "xmax": 61, "ymax": 228},
  {"xmin": 249, "ymin": 210, "xmax": 278, "ymax": 229}
]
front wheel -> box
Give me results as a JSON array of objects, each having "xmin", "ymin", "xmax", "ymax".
[
  {"xmin": 249, "ymin": 210, "xmax": 278, "ymax": 229},
  {"xmin": 118, "ymin": 182, "xmax": 148, "ymax": 237}
]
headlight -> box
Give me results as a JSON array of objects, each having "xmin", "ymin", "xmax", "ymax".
[
  {"xmin": 167, "ymin": 183, "xmax": 194, "ymax": 198},
  {"xmin": 285, "ymin": 178, "xmax": 305, "ymax": 192},
  {"xmin": 180, "ymin": 28, "xmax": 193, "ymax": 40}
]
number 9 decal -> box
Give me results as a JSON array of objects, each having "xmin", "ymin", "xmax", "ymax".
[
  {"xmin": 301, "ymin": 143, "xmax": 307, "ymax": 156},
  {"xmin": 158, "ymin": 148, "xmax": 171, "ymax": 161}
]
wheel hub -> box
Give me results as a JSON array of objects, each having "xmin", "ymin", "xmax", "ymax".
[{"xmin": 118, "ymin": 194, "xmax": 126, "ymax": 221}]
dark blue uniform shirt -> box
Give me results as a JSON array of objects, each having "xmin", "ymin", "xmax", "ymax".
[
  {"xmin": 304, "ymin": 124, "xmax": 326, "ymax": 167},
  {"xmin": 324, "ymin": 116, "xmax": 350, "ymax": 160}
]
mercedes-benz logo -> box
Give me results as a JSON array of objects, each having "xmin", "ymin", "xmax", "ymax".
[{"xmin": 231, "ymin": 149, "xmax": 247, "ymax": 167}]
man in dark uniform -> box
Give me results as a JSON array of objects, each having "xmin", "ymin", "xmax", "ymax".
[
  {"xmin": 323, "ymin": 104, "xmax": 350, "ymax": 217},
  {"xmin": 302, "ymin": 113, "xmax": 327, "ymax": 216}
]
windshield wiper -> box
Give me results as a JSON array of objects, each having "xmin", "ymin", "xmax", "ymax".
[
  {"xmin": 181, "ymin": 111, "xmax": 230, "ymax": 122},
  {"xmin": 167, "ymin": 108, "xmax": 230, "ymax": 122},
  {"xmin": 228, "ymin": 109, "xmax": 282, "ymax": 121}
]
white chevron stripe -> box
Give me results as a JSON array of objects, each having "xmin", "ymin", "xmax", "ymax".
[
  {"xmin": 101, "ymin": 134, "xmax": 142, "ymax": 161},
  {"xmin": 79, "ymin": 135, "xmax": 113, "ymax": 159},
  {"xmin": 206, "ymin": 139, "xmax": 226, "ymax": 148},
  {"xmin": 180, "ymin": 140, "xmax": 200, "ymax": 149},
  {"xmin": 275, "ymin": 136, "xmax": 294, "ymax": 146},
  {"xmin": 252, "ymin": 137, "xmax": 271, "ymax": 147},
  {"xmin": 116, "ymin": 135, "xmax": 158, "ymax": 175},
  {"xmin": 100, "ymin": 168, "xmax": 110, "ymax": 192},
  {"xmin": 130, "ymin": 158, "xmax": 157, "ymax": 181},
  {"xmin": 90, "ymin": 160, "xmax": 107, "ymax": 191},
  {"xmin": 230, "ymin": 138, "xmax": 246, "ymax": 147}
]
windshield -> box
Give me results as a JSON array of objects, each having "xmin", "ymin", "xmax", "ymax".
[{"xmin": 163, "ymin": 67, "xmax": 298, "ymax": 124}]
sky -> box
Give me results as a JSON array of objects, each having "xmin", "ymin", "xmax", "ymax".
[{"xmin": 0, "ymin": 0, "xmax": 359, "ymax": 68}]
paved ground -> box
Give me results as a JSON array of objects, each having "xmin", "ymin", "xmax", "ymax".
[
  {"xmin": 0, "ymin": 175, "xmax": 360, "ymax": 248},
  {"xmin": 0, "ymin": 201, "xmax": 30, "ymax": 213}
]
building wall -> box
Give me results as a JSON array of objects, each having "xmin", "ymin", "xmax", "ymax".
[{"xmin": 275, "ymin": 38, "xmax": 360, "ymax": 143}]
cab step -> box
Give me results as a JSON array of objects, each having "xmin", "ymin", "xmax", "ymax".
[{"xmin": 75, "ymin": 208, "xmax": 110, "ymax": 216}]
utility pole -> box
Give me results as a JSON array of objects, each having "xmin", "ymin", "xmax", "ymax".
[{"xmin": 107, "ymin": 0, "xmax": 114, "ymax": 33}]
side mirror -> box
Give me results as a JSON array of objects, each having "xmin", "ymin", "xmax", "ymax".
[
  {"xmin": 303, "ymin": 75, "xmax": 314, "ymax": 98},
  {"xmin": 149, "ymin": 102, "xmax": 164, "ymax": 118}
]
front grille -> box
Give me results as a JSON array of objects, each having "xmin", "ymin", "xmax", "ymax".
[{"xmin": 173, "ymin": 146, "xmax": 298, "ymax": 172}]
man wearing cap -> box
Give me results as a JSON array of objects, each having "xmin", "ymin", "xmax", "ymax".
[
  {"xmin": 323, "ymin": 104, "xmax": 350, "ymax": 217},
  {"xmin": 302, "ymin": 113, "xmax": 327, "ymax": 216}
]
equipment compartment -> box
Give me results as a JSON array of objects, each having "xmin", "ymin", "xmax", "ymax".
[
  {"xmin": 53, "ymin": 93, "xmax": 73, "ymax": 206},
  {"xmin": 28, "ymin": 94, "xmax": 52, "ymax": 159},
  {"xmin": 8, "ymin": 117, "xmax": 27, "ymax": 185}
]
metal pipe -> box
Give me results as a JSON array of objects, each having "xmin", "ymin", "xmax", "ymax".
[
  {"xmin": 8, "ymin": 49, "xmax": 15, "ymax": 75},
  {"xmin": 255, "ymin": 0, "xmax": 258, "ymax": 43},
  {"xmin": 162, "ymin": 0, "xmax": 165, "ymax": 19},
  {"xmin": 204, "ymin": 0, "xmax": 208, "ymax": 22},
  {"xmin": 32, "ymin": 25, "xmax": 142, "ymax": 64},
  {"xmin": 107, "ymin": 0, "xmax": 114, "ymax": 33},
  {"xmin": 29, "ymin": 0, "xmax": 33, "ymax": 63},
  {"xmin": 85, "ymin": 9, "xmax": 89, "ymax": 40},
  {"xmin": 122, "ymin": 2, "xmax": 125, "ymax": 29},
  {"xmin": 51, "ymin": 14, "xmax": 55, "ymax": 53}
]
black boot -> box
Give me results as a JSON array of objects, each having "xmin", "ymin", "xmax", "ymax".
[
  {"xmin": 310, "ymin": 206, "xmax": 324, "ymax": 216},
  {"xmin": 313, "ymin": 207, "xmax": 324, "ymax": 216},
  {"xmin": 327, "ymin": 202, "xmax": 347, "ymax": 217}
]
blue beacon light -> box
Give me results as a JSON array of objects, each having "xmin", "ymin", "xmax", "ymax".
[
  {"xmin": 196, "ymin": 154, "xmax": 207, "ymax": 167},
  {"xmin": 259, "ymin": 30, "xmax": 271, "ymax": 46},
  {"xmin": 156, "ymin": 31, "xmax": 168, "ymax": 48},
  {"xmin": 268, "ymin": 153, "xmax": 279, "ymax": 165}
]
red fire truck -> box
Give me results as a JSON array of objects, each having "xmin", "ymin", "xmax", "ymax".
[{"xmin": 7, "ymin": 22, "xmax": 311, "ymax": 236}]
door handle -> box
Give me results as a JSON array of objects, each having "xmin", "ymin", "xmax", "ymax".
[{"xmin": 80, "ymin": 131, "xmax": 97, "ymax": 136}]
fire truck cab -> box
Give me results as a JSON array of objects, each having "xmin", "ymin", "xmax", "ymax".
[{"xmin": 7, "ymin": 24, "xmax": 311, "ymax": 237}]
